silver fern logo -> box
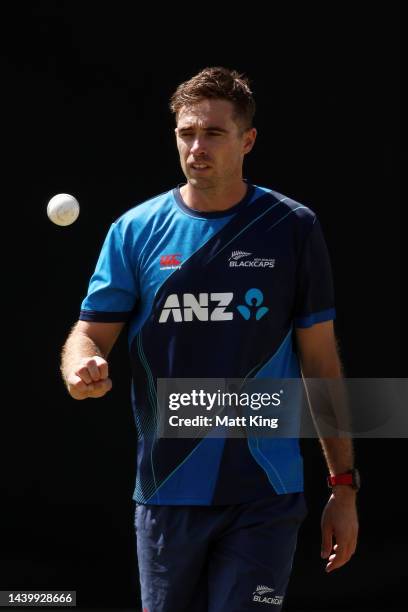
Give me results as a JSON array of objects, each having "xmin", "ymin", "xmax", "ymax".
[
  {"xmin": 229, "ymin": 250, "xmax": 252, "ymax": 261},
  {"xmin": 229, "ymin": 251, "xmax": 276, "ymax": 269},
  {"xmin": 253, "ymin": 585, "xmax": 275, "ymax": 596},
  {"xmin": 252, "ymin": 584, "xmax": 284, "ymax": 605}
]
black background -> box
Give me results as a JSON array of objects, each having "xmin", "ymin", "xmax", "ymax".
[{"xmin": 3, "ymin": 3, "xmax": 406, "ymax": 611}]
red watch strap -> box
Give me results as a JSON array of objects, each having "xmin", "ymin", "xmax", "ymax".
[{"xmin": 328, "ymin": 473, "xmax": 353, "ymax": 486}]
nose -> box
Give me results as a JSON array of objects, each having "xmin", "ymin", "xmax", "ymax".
[{"xmin": 190, "ymin": 136, "xmax": 206, "ymax": 155}]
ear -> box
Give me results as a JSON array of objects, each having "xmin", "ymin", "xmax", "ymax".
[{"xmin": 242, "ymin": 127, "xmax": 257, "ymax": 154}]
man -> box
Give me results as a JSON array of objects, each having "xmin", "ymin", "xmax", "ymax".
[{"xmin": 61, "ymin": 67, "xmax": 359, "ymax": 611}]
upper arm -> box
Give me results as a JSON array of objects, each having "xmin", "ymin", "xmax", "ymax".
[
  {"xmin": 294, "ymin": 218, "xmax": 335, "ymax": 329},
  {"xmin": 80, "ymin": 223, "xmax": 138, "ymax": 319},
  {"xmin": 74, "ymin": 320, "xmax": 126, "ymax": 357},
  {"xmin": 295, "ymin": 320, "xmax": 342, "ymax": 377}
]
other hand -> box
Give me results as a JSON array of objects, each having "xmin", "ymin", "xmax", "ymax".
[
  {"xmin": 65, "ymin": 355, "xmax": 112, "ymax": 400},
  {"xmin": 321, "ymin": 488, "xmax": 359, "ymax": 573}
]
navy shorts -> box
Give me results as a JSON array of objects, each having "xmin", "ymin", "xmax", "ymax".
[{"xmin": 134, "ymin": 492, "xmax": 307, "ymax": 612}]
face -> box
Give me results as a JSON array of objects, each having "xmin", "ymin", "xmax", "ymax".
[{"xmin": 175, "ymin": 99, "xmax": 256, "ymax": 191}]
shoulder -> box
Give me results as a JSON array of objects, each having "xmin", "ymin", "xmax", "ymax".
[
  {"xmin": 110, "ymin": 188, "xmax": 176, "ymax": 242},
  {"xmin": 253, "ymin": 185, "xmax": 316, "ymax": 220},
  {"xmin": 253, "ymin": 184, "xmax": 317, "ymax": 233},
  {"xmin": 115, "ymin": 188, "xmax": 175, "ymax": 226}
]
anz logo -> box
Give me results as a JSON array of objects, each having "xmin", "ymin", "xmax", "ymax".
[
  {"xmin": 158, "ymin": 288, "xmax": 269, "ymax": 323},
  {"xmin": 237, "ymin": 288, "xmax": 269, "ymax": 320}
]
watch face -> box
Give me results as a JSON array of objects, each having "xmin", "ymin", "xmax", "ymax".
[{"xmin": 352, "ymin": 469, "xmax": 361, "ymax": 490}]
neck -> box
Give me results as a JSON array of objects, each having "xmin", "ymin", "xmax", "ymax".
[{"xmin": 180, "ymin": 180, "xmax": 248, "ymax": 213}]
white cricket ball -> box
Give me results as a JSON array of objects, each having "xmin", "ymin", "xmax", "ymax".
[{"xmin": 47, "ymin": 193, "xmax": 80, "ymax": 226}]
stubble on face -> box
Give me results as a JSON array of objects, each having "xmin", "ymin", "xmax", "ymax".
[{"xmin": 176, "ymin": 99, "xmax": 246, "ymax": 193}]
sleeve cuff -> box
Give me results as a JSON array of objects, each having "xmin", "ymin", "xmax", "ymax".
[
  {"xmin": 295, "ymin": 307, "xmax": 336, "ymax": 328},
  {"xmin": 79, "ymin": 309, "xmax": 131, "ymax": 323}
]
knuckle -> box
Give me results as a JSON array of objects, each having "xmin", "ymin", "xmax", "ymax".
[
  {"xmin": 95, "ymin": 356, "xmax": 107, "ymax": 368},
  {"xmin": 74, "ymin": 380, "xmax": 87, "ymax": 391},
  {"xmin": 75, "ymin": 366, "xmax": 89, "ymax": 377}
]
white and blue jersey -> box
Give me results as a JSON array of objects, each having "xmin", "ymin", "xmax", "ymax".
[{"xmin": 79, "ymin": 184, "xmax": 335, "ymax": 505}]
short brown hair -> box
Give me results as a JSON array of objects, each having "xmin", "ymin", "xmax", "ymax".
[{"xmin": 170, "ymin": 66, "xmax": 256, "ymax": 129}]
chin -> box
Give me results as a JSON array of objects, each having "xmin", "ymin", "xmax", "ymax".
[{"xmin": 189, "ymin": 178, "xmax": 214, "ymax": 190}]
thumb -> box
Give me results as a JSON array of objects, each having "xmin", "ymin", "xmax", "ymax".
[{"xmin": 321, "ymin": 528, "xmax": 333, "ymax": 559}]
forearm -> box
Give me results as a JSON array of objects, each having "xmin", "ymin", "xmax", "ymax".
[
  {"xmin": 300, "ymin": 346, "xmax": 355, "ymax": 475},
  {"xmin": 296, "ymin": 322, "xmax": 359, "ymax": 571},
  {"xmin": 60, "ymin": 325, "xmax": 103, "ymax": 384},
  {"xmin": 304, "ymin": 375, "xmax": 354, "ymax": 470},
  {"xmin": 318, "ymin": 435, "xmax": 354, "ymax": 475}
]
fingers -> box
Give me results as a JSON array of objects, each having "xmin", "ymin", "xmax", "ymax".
[
  {"xmin": 66, "ymin": 356, "xmax": 112, "ymax": 400},
  {"xmin": 84, "ymin": 360, "xmax": 101, "ymax": 382},
  {"xmin": 322, "ymin": 525, "xmax": 359, "ymax": 572},
  {"xmin": 68, "ymin": 375, "xmax": 113, "ymax": 400},
  {"xmin": 75, "ymin": 356, "xmax": 109, "ymax": 383},
  {"xmin": 324, "ymin": 542, "xmax": 355, "ymax": 573},
  {"xmin": 88, "ymin": 377, "xmax": 113, "ymax": 398},
  {"xmin": 321, "ymin": 497, "xmax": 359, "ymax": 573}
]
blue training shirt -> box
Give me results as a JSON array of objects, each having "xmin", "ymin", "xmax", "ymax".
[{"xmin": 79, "ymin": 184, "xmax": 335, "ymax": 505}]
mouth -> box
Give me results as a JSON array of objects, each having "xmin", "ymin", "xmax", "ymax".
[{"xmin": 189, "ymin": 163, "xmax": 211, "ymax": 172}]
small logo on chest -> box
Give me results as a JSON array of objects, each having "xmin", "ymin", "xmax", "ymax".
[
  {"xmin": 229, "ymin": 251, "xmax": 275, "ymax": 269},
  {"xmin": 160, "ymin": 253, "xmax": 182, "ymax": 270}
]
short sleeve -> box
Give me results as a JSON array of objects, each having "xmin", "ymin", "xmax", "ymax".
[
  {"xmin": 79, "ymin": 223, "xmax": 138, "ymax": 322},
  {"xmin": 294, "ymin": 217, "xmax": 336, "ymax": 328}
]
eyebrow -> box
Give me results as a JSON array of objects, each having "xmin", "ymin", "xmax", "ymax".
[{"xmin": 178, "ymin": 125, "xmax": 229, "ymax": 133}]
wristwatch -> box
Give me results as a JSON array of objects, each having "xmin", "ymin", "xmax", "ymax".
[{"xmin": 327, "ymin": 468, "xmax": 361, "ymax": 491}]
